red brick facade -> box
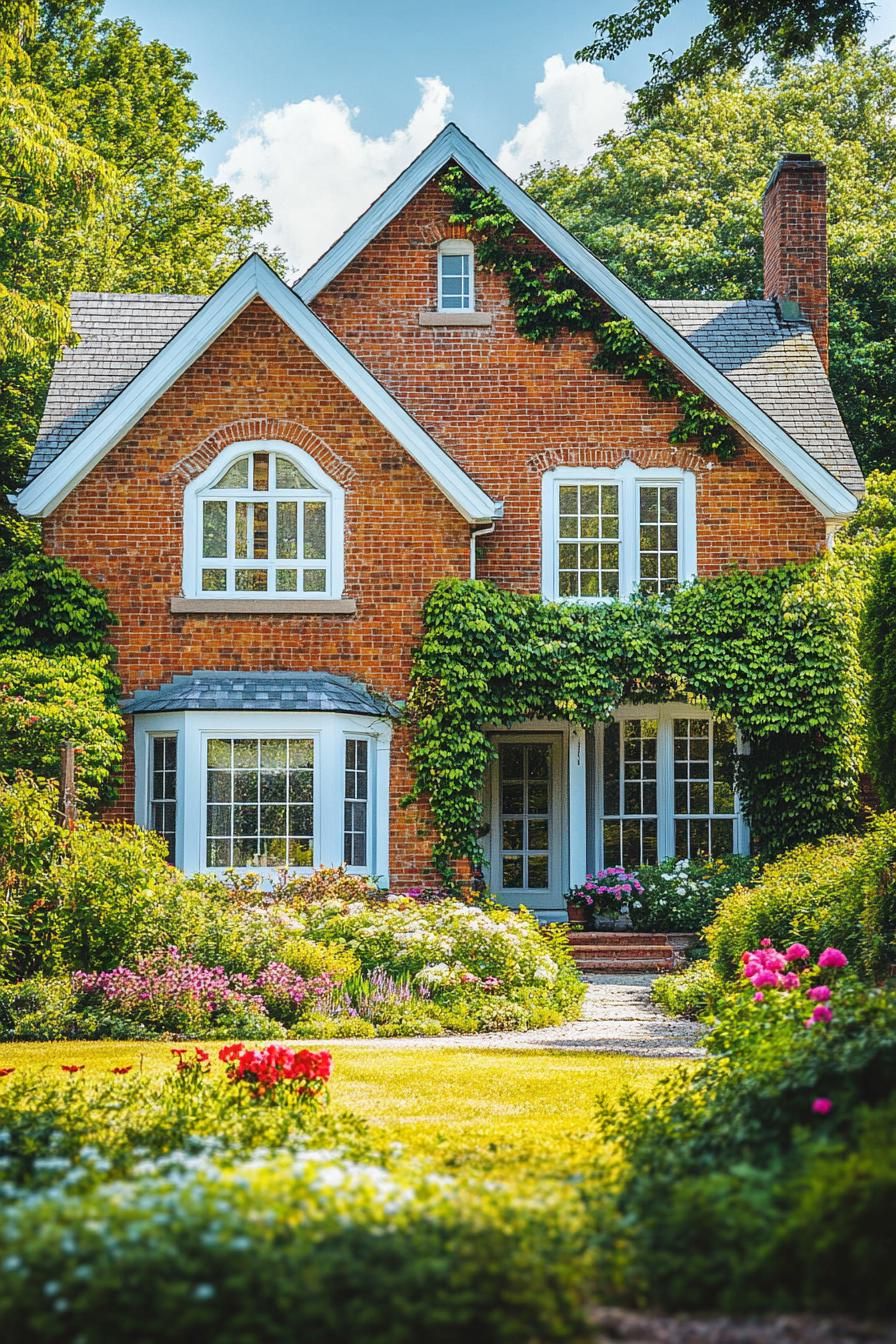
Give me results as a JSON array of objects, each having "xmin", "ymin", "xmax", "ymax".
[{"xmin": 41, "ymin": 169, "xmax": 831, "ymax": 886}]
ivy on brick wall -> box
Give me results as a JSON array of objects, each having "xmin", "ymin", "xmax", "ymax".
[
  {"xmin": 440, "ymin": 166, "xmax": 738, "ymax": 462},
  {"xmin": 406, "ymin": 560, "xmax": 865, "ymax": 881}
]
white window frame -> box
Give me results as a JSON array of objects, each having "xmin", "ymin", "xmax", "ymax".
[
  {"xmin": 437, "ymin": 239, "xmax": 475, "ymax": 312},
  {"xmin": 541, "ymin": 461, "xmax": 697, "ymax": 603},
  {"xmin": 594, "ymin": 702, "xmax": 749, "ymax": 866},
  {"xmin": 134, "ymin": 710, "xmax": 391, "ymax": 882},
  {"xmin": 182, "ymin": 440, "xmax": 345, "ymax": 601}
]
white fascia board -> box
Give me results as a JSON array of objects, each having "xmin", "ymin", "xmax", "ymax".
[
  {"xmin": 17, "ymin": 254, "xmax": 500, "ymax": 525},
  {"xmin": 297, "ymin": 124, "xmax": 857, "ymax": 522}
]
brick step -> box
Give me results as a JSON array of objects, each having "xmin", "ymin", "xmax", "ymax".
[
  {"xmin": 567, "ymin": 934, "xmax": 671, "ymax": 948},
  {"xmin": 575, "ymin": 958, "xmax": 674, "ymax": 973},
  {"xmin": 570, "ymin": 942, "xmax": 671, "ymax": 956}
]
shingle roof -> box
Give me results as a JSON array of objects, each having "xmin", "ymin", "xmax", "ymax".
[
  {"xmin": 648, "ymin": 299, "xmax": 863, "ymax": 496},
  {"xmin": 121, "ymin": 671, "xmax": 400, "ymax": 717},
  {"xmin": 27, "ymin": 292, "xmax": 206, "ymax": 483},
  {"xmin": 27, "ymin": 290, "xmax": 862, "ymax": 497}
]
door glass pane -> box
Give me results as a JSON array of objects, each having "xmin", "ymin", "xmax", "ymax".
[
  {"xmin": 601, "ymin": 718, "xmax": 658, "ymax": 866},
  {"xmin": 673, "ymin": 715, "xmax": 738, "ymax": 858},
  {"xmin": 498, "ymin": 742, "xmax": 553, "ymax": 892}
]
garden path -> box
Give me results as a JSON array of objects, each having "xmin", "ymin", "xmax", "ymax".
[{"xmin": 339, "ymin": 975, "xmax": 705, "ymax": 1057}]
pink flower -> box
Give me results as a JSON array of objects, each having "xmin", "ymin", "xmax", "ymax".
[
  {"xmin": 750, "ymin": 970, "xmax": 779, "ymax": 989},
  {"xmin": 817, "ymin": 947, "xmax": 848, "ymax": 969},
  {"xmin": 760, "ymin": 938, "xmax": 772, "ymax": 948},
  {"xmin": 810, "ymin": 1004, "xmax": 833, "ymax": 1024},
  {"xmin": 780, "ymin": 972, "xmax": 801, "ymax": 991},
  {"xmin": 807, "ymin": 985, "xmax": 831, "ymax": 1002},
  {"xmin": 785, "ymin": 943, "xmax": 811, "ymax": 962},
  {"xmin": 753, "ymin": 991, "xmax": 765, "ymax": 1003},
  {"xmin": 812, "ymin": 1097, "xmax": 833, "ymax": 1116}
]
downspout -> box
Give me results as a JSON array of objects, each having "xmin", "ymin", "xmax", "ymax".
[{"xmin": 469, "ymin": 522, "xmax": 496, "ymax": 579}]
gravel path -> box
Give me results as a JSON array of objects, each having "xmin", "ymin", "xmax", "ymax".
[
  {"xmin": 588, "ymin": 1309, "xmax": 895, "ymax": 1343},
  {"xmin": 327, "ymin": 975, "xmax": 705, "ymax": 1057}
]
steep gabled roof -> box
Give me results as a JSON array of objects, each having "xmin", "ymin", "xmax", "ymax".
[
  {"xmin": 297, "ymin": 123, "xmax": 860, "ymax": 519},
  {"xmin": 16, "ymin": 254, "xmax": 500, "ymax": 524}
]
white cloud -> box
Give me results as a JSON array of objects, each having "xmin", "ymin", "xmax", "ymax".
[
  {"xmin": 497, "ymin": 54, "xmax": 630, "ymax": 180},
  {"xmin": 217, "ymin": 77, "xmax": 453, "ymax": 275}
]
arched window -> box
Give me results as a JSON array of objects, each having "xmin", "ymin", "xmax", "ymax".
[
  {"xmin": 183, "ymin": 441, "xmax": 344, "ymax": 599},
  {"xmin": 437, "ymin": 239, "xmax": 475, "ymax": 312}
]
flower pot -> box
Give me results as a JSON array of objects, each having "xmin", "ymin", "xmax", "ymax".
[{"xmin": 566, "ymin": 901, "xmax": 591, "ymax": 928}]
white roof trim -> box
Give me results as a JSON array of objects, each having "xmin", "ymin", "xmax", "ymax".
[
  {"xmin": 297, "ymin": 124, "xmax": 857, "ymax": 521},
  {"xmin": 17, "ymin": 254, "xmax": 500, "ymax": 524}
]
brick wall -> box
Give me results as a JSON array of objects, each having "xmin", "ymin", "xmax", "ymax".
[
  {"xmin": 763, "ymin": 154, "xmax": 829, "ymax": 371},
  {"xmin": 41, "ymin": 169, "xmax": 830, "ymax": 885}
]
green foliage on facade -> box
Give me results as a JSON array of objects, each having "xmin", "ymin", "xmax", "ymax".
[
  {"xmin": 863, "ymin": 540, "xmax": 896, "ymax": 809},
  {"xmin": 407, "ymin": 559, "xmax": 866, "ymax": 879},
  {"xmin": 439, "ymin": 168, "xmax": 738, "ymax": 462}
]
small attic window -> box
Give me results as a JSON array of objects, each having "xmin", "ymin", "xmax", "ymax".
[{"xmin": 437, "ymin": 239, "xmax": 474, "ymax": 312}]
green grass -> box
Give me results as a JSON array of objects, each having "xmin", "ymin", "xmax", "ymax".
[{"xmin": 0, "ymin": 1040, "xmax": 678, "ymax": 1176}]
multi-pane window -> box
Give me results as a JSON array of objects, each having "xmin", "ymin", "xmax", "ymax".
[
  {"xmin": 343, "ymin": 738, "xmax": 369, "ymax": 867},
  {"xmin": 205, "ymin": 737, "xmax": 314, "ymax": 869},
  {"xmin": 198, "ymin": 450, "xmax": 330, "ymax": 597},
  {"xmin": 673, "ymin": 717, "xmax": 736, "ymax": 857},
  {"xmin": 557, "ymin": 483, "xmax": 620, "ymax": 598},
  {"xmin": 638, "ymin": 485, "xmax": 679, "ymax": 594},
  {"xmin": 602, "ymin": 718, "xmax": 659, "ymax": 868},
  {"xmin": 150, "ymin": 735, "xmax": 177, "ymax": 864},
  {"xmin": 545, "ymin": 468, "xmax": 692, "ymax": 603},
  {"xmin": 498, "ymin": 742, "xmax": 552, "ymax": 891},
  {"xmin": 600, "ymin": 709, "xmax": 740, "ymax": 867},
  {"xmin": 438, "ymin": 241, "xmax": 474, "ymax": 311}
]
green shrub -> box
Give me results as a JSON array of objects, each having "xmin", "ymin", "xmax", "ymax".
[
  {"xmin": 0, "ymin": 653, "xmax": 124, "ymax": 808},
  {"xmin": 864, "ymin": 539, "xmax": 896, "ymax": 808},
  {"xmin": 0, "ymin": 552, "xmax": 117, "ymax": 667},
  {"xmin": 650, "ymin": 962, "xmax": 726, "ymax": 1020},
  {"xmin": 0, "ymin": 975, "xmax": 146, "ymax": 1041},
  {"xmin": 631, "ymin": 854, "xmax": 756, "ymax": 933},
  {"xmin": 707, "ymin": 811, "xmax": 896, "ymax": 980}
]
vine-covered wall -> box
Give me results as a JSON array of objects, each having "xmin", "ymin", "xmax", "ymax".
[{"xmin": 407, "ymin": 562, "xmax": 865, "ymax": 879}]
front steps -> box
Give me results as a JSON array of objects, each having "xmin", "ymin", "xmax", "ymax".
[{"xmin": 566, "ymin": 932, "xmax": 680, "ymax": 974}]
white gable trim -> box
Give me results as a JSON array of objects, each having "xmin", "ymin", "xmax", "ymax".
[
  {"xmin": 16, "ymin": 254, "xmax": 500, "ymax": 524},
  {"xmin": 297, "ymin": 124, "xmax": 857, "ymax": 522}
]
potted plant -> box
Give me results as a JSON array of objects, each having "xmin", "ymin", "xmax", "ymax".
[{"xmin": 565, "ymin": 868, "xmax": 644, "ymax": 931}]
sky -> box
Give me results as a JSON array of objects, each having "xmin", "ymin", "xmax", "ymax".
[{"xmin": 101, "ymin": 0, "xmax": 896, "ymax": 276}]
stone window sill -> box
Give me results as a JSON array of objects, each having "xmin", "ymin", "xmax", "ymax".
[
  {"xmin": 418, "ymin": 311, "xmax": 492, "ymax": 328},
  {"xmin": 170, "ymin": 597, "xmax": 357, "ymax": 615}
]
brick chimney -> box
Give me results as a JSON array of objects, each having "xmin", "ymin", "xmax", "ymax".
[{"xmin": 762, "ymin": 153, "xmax": 829, "ymax": 370}]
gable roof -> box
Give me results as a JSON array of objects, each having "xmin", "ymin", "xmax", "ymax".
[
  {"xmin": 16, "ymin": 254, "xmax": 500, "ymax": 524},
  {"xmin": 297, "ymin": 123, "xmax": 860, "ymax": 519},
  {"xmin": 28, "ymin": 289, "xmax": 863, "ymax": 501}
]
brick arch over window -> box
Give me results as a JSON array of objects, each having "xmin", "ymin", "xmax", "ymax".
[
  {"xmin": 163, "ymin": 418, "xmax": 358, "ymax": 488},
  {"xmin": 526, "ymin": 445, "xmax": 710, "ymax": 478}
]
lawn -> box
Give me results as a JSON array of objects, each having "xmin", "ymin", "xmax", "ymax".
[{"xmin": 0, "ymin": 1040, "xmax": 678, "ymax": 1176}]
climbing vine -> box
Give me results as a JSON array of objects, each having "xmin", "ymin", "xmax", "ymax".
[
  {"xmin": 440, "ymin": 166, "xmax": 738, "ymax": 462},
  {"xmin": 407, "ymin": 561, "xmax": 865, "ymax": 881}
]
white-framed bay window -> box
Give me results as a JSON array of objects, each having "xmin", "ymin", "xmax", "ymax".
[
  {"xmin": 133, "ymin": 711, "xmax": 391, "ymax": 880},
  {"xmin": 595, "ymin": 703, "xmax": 748, "ymax": 868},
  {"xmin": 182, "ymin": 440, "xmax": 345, "ymax": 600},
  {"xmin": 541, "ymin": 461, "xmax": 696, "ymax": 602},
  {"xmin": 437, "ymin": 238, "xmax": 475, "ymax": 311}
]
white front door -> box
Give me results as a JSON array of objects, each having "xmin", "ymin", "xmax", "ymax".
[{"xmin": 487, "ymin": 735, "xmax": 564, "ymax": 913}]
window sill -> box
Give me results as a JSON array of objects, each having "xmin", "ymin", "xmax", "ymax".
[
  {"xmin": 418, "ymin": 311, "xmax": 492, "ymax": 327},
  {"xmin": 170, "ymin": 597, "xmax": 357, "ymax": 615}
]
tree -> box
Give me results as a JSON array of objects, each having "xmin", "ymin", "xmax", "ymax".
[
  {"xmin": 0, "ymin": 0, "xmax": 284, "ymax": 525},
  {"xmin": 525, "ymin": 47, "xmax": 896, "ymax": 473},
  {"xmin": 578, "ymin": 0, "xmax": 871, "ymax": 116}
]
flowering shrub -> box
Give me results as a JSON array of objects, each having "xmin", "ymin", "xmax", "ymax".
[
  {"xmin": 564, "ymin": 868, "xmax": 643, "ymax": 919},
  {"xmin": 630, "ymin": 854, "xmax": 756, "ymax": 933},
  {"xmin": 71, "ymin": 947, "xmax": 334, "ymax": 1037},
  {"xmin": 219, "ymin": 1042, "xmax": 331, "ymax": 1103}
]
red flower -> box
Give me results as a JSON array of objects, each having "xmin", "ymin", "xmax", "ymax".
[
  {"xmin": 61, "ymin": 1064, "xmax": 84, "ymax": 1074},
  {"xmin": 170, "ymin": 1047, "xmax": 187, "ymax": 1057},
  {"xmin": 194, "ymin": 1048, "xmax": 209, "ymax": 1063},
  {"xmin": 111, "ymin": 1066, "xmax": 133, "ymax": 1075},
  {"xmin": 218, "ymin": 1042, "xmax": 245, "ymax": 1062},
  {"xmin": 0, "ymin": 1067, "xmax": 15, "ymax": 1078}
]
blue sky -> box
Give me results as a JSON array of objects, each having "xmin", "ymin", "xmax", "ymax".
[{"xmin": 100, "ymin": 0, "xmax": 896, "ymax": 275}]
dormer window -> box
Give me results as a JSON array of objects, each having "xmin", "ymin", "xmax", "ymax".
[
  {"xmin": 438, "ymin": 239, "xmax": 474, "ymax": 312},
  {"xmin": 183, "ymin": 440, "xmax": 345, "ymax": 600}
]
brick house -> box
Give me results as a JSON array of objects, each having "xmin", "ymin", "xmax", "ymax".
[{"xmin": 16, "ymin": 126, "xmax": 862, "ymax": 917}]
